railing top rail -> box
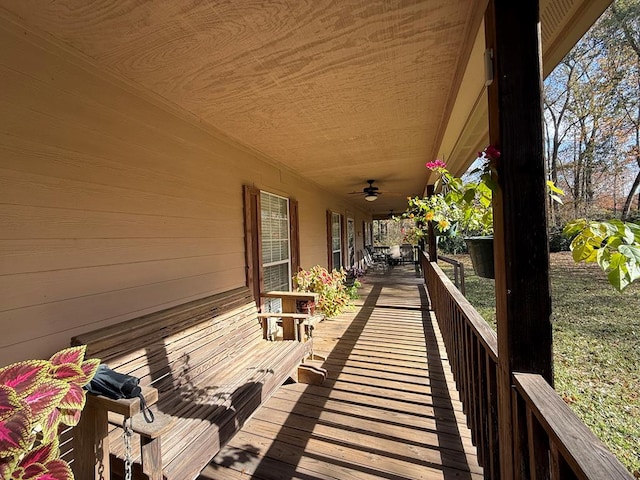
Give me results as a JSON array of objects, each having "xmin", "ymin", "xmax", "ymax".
[
  {"xmin": 513, "ymin": 372, "xmax": 633, "ymax": 480},
  {"xmin": 437, "ymin": 255, "xmax": 461, "ymax": 268},
  {"xmin": 426, "ymin": 255, "xmax": 498, "ymax": 361}
]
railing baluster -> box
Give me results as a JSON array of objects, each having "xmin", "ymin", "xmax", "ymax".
[
  {"xmin": 513, "ymin": 386, "xmax": 529, "ymax": 480},
  {"xmin": 527, "ymin": 406, "xmax": 550, "ymax": 480},
  {"xmin": 475, "ymin": 336, "xmax": 486, "ymax": 467},
  {"xmin": 486, "ymin": 352, "xmax": 500, "ymax": 479},
  {"xmin": 550, "ymin": 443, "xmax": 578, "ymax": 480},
  {"xmin": 420, "ymin": 251, "xmax": 631, "ymax": 480}
]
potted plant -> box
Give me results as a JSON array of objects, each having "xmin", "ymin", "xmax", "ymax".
[
  {"xmin": 292, "ymin": 265, "xmax": 353, "ymax": 318},
  {"xmin": 0, "ymin": 345, "xmax": 99, "ymax": 480},
  {"xmin": 403, "ymin": 151, "xmax": 497, "ymax": 277},
  {"xmin": 344, "ymin": 265, "xmax": 365, "ymax": 299},
  {"xmin": 404, "ymin": 148, "xmax": 563, "ymax": 279}
]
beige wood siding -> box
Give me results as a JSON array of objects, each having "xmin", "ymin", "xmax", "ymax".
[{"xmin": 0, "ymin": 16, "xmax": 369, "ymax": 365}]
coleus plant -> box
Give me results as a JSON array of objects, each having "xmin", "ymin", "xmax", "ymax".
[{"xmin": 0, "ymin": 345, "xmax": 100, "ymax": 480}]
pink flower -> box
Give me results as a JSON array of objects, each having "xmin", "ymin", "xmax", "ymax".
[
  {"xmin": 482, "ymin": 145, "xmax": 501, "ymax": 160},
  {"xmin": 425, "ymin": 159, "xmax": 447, "ymax": 170}
]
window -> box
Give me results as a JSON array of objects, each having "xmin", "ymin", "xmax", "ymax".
[
  {"xmin": 327, "ymin": 211, "xmax": 343, "ymax": 270},
  {"xmin": 364, "ymin": 221, "xmax": 372, "ymax": 247},
  {"xmin": 347, "ymin": 218, "xmax": 355, "ymax": 267},
  {"xmin": 261, "ymin": 192, "xmax": 290, "ymax": 312},
  {"xmin": 243, "ymin": 186, "xmax": 299, "ymax": 307}
]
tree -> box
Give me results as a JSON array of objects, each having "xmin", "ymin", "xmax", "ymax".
[
  {"xmin": 544, "ymin": 0, "xmax": 640, "ymax": 222},
  {"xmin": 598, "ymin": 0, "xmax": 640, "ymax": 219},
  {"xmin": 544, "ymin": 61, "xmax": 575, "ymax": 225}
]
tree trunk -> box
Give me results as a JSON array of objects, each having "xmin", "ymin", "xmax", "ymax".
[{"xmin": 622, "ymin": 169, "xmax": 640, "ymax": 219}]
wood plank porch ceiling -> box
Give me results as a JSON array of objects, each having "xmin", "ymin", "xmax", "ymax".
[
  {"xmin": 1, "ymin": 0, "xmax": 485, "ymax": 214},
  {"xmin": 0, "ymin": 0, "xmax": 610, "ymax": 214}
]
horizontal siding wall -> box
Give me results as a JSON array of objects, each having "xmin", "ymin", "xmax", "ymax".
[{"xmin": 0, "ymin": 15, "xmax": 369, "ymax": 365}]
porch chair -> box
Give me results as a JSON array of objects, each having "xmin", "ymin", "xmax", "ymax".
[
  {"xmin": 363, "ymin": 247, "xmax": 386, "ymax": 271},
  {"xmin": 388, "ymin": 245, "xmax": 402, "ymax": 265}
]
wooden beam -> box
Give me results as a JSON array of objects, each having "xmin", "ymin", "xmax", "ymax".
[{"xmin": 485, "ymin": 1, "xmax": 553, "ymax": 479}]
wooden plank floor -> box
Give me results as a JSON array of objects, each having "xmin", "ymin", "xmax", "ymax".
[{"xmin": 199, "ymin": 265, "xmax": 482, "ymax": 480}]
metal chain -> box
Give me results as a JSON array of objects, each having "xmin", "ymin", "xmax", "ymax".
[{"xmin": 123, "ymin": 417, "xmax": 133, "ymax": 480}]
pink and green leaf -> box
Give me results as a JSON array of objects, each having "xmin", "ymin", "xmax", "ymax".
[
  {"xmin": 0, "ymin": 458, "xmax": 17, "ymax": 479},
  {"xmin": 0, "ymin": 385, "xmax": 21, "ymax": 421},
  {"xmin": 19, "ymin": 441, "xmax": 57, "ymax": 469},
  {"xmin": 23, "ymin": 381, "xmax": 68, "ymax": 424},
  {"xmin": 78, "ymin": 359, "xmax": 100, "ymax": 386},
  {"xmin": 57, "ymin": 408, "xmax": 81, "ymax": 428},
  {"xmin": 49, "ymin": 364, "xmax": 84, "ymax": 384},
  {"xmin": 49, "ymin": 346, "xmax": 85, "ymax": 368},
  {"xmin": 58, "ymin": 383, "xmax": 85, "ymax": 412},
  {"xmin": 41, "ymin": 408, "xmax": 61, "ymax": 445},
  {"xmin": 36, "ymin": 459, "xmax": 74, "ymax": 480},
  {"xmin": 0, "ymin": 409, "xmax": 33, "ymax": 458},
  {"xmin": 0, "ymin": 361, "xmax": 49, "ymax": 397},
  {"xmin": 21, "ymin": 462, "xmax": 47, "ymax": 479}
]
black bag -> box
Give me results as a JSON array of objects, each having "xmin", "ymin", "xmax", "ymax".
[{"xmin": 87, "ymin": 364, "xmax": 154, "ymax": 423}]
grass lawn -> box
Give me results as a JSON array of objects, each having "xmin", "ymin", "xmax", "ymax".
[{"xmin": 439, "ymin": 251, "xmax": 640, "ymax": 476}]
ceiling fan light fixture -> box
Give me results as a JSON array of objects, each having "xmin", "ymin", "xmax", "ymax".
[{"xmin": 364, "ymin": 193, "xmax": 378, "ymax": 202}]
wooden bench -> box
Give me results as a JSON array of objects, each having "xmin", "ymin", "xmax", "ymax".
[{"xmin": 71, "ymin": 286, "xmax": 309, "ymax": 480}]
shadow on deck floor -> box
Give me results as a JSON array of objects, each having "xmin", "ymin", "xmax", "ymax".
[{"xmin": 198, "ymin": 265, "xmax": 482, "ymax": 480}]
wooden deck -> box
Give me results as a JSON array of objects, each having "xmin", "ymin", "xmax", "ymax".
[{"xmin": 198, "ymin": 265, "xmax": 482, "ymax": 480}]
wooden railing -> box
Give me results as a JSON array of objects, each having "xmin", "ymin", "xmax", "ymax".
[
  {"xmin": 421, "ymin": 250, "xmax": 500, "ymax": 477},
  {"xmin": 420, "ymin": 251, "xmax": 632, "ymax": 480},
  {"xmin": 438, "ymin": 254, "xmax": 466, "ymax": 294}
]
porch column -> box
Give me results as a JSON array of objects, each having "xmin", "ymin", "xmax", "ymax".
[
  {"xmin": 426, "ymin": 185, "xmax": 438, "ymax": 262},
  {"xmin": 485, "ymin": 1, "xmax": 553, "ymax": 479}
]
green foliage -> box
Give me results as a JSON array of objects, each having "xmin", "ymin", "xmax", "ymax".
[
  {"xmin": 0, "ymin": 345, "xmax": 100, "ymax": 480},
  {"xmin": 292, "ymin": 266, "xmax": 353, "ymax": 318},
  {"xmin": 548, "ymin": 225, "xmax": 572, "ymax": 252},
  {"xmin": 564, "ymin": 218, "xmax": 640, "ymax": 291},
  {"xmin": 404, "ymin": 150, "xmax": 565, "ymax": 244},
  {"xmin": 405, "ymin": 156, "xmax": 495, "ymax": 238},
  {"xmin": 345, "ymin": 280, "xmax": 361, "ymax": 300},
  {"xmin": 437, "ymin": 235, "xmax": 468, "ymax": 255}
]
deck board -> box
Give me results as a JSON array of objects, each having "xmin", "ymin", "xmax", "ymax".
[{"xmin": 199, "ymin": 265, "xmax": 481, "ymax": 479}]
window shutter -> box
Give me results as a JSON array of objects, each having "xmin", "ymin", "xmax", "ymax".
[
  {"xmin": 326, "ymin": 210, "xmax": 333, "ymax": 270},
  {"xmin": 289, "ymin": 198, "xmax": 300, "ymax": 273},
  {"xmin": 243, "ymin": 185, "xmax": 262, "ymax": 303}
]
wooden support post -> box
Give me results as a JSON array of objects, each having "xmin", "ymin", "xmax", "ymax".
[
  {"xmin": 72, "ymin": 402, "xmax": 110, "ymax": 480},
  {"xmin": 141, "ymin": 436, "xmax": 163, "ymax": 480},
  {"xmin": 485, "ymin": 1, "xmax": 553, "ymax": 479},
  {"xmin": 426, "ymin": 185, "xmax": 438, "ymax": 262}
]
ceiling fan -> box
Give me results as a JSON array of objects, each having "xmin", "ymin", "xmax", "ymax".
[{"xmin": 349, "ymin": 179, "xmax": 380, "ymax": 202}]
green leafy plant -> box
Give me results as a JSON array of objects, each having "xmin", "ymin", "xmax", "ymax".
[
  {"xmin": 564, "ymin": 218, "xmax": 640, "ymax": 291},
  {"xmin": 403, "ymin": 149, "xmax": 497, "ymax": 238},
  {"xmin": 292, "ymin": 265, "xmax": 352, "ymax": 317},
  {"xmin": 404, "ymin": 147, "xmax": 565, "ymax": 240},
  {"xmin": 0, "ymin": 345, "xmax": 100, "ymax": 480}
]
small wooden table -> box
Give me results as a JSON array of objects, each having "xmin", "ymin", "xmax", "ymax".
[{"xmin": 260, "ymin": 291, "xmax": 321, "ymax": 341}]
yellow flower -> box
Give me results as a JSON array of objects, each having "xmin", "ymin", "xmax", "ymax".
[
  {"xmin": 425, "ymin": 211, "xmax": 435, "ymax": 221},
  {"xmin": 438, "ymin": 219, "xmax": 450, "ymax": 230}
]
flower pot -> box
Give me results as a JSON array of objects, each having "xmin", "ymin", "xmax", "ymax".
[
  {"xmin": 465, "ymin": 236, "xmax": 495, "ymax": 279},
  {"xmin": 296, "ymin": 299, "xmax": 316, "ymax": 315},
  {"xmin": 344, "ymin": 275, "xmax": 356, "ymax": 287}
]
